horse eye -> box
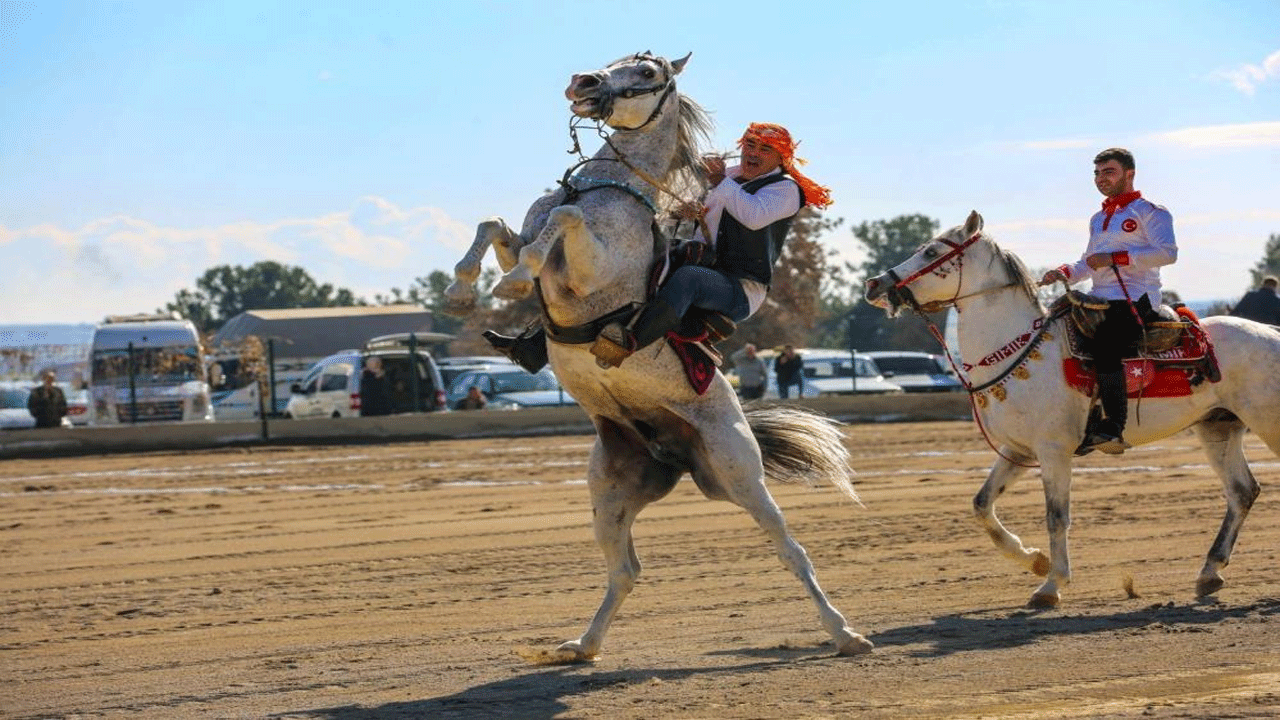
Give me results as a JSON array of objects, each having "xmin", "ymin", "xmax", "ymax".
[
  {"xmin": 922, "ymin": 247, "xmax": 938, "ymax": 259},
  {"xmin": 641, "ymin": 68, "xmax": 656, "ymax": 79}
]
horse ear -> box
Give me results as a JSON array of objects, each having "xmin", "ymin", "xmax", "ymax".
[
  {"xmin": 671, "ymin": 52, "xmax": 692, "ymax": 75},
  {"xmin": 964, "ymin": 210, "xmax": 983, "ymax": 237}
]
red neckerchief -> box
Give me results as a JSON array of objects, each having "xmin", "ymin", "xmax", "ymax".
[{"xmin": 1100, "ymin": 190, "xmax": 1141, "ymax": 230}]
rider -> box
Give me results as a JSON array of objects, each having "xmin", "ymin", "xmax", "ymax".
[
  {"xmin": 1040, "ymin": 147, "xmax": 1178, "ymax": 454},
  {"xmin": 591, "ymin": 122, "xmax": 832, "ymax": 367}
]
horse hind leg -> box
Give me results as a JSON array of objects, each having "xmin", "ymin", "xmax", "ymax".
[
  {"xmin": 972, "ymin": 454, "xmax": 1049, "ymax": 576},
  {"xmin": 702, "ymin": 430, "xmax": 872, "ymax": 655},
  {"xmin": 1192, "ymin": 415, "xmax": 1262, "ymax": 597},
  {"xmin": 444, "ymin": 217, "xmax": 520, "ymax": 313},
  {"xmin": 556, "ymin": 423, "xmax": 681, "ymax": 662}
]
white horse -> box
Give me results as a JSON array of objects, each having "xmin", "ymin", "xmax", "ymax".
[
  {"xmin": 445, "ymin": 52, "xmax": 872, "ymax": 660},
  {"xmin": 865, "ymin": 211, "xmax": 1280, "ymax": 608}
]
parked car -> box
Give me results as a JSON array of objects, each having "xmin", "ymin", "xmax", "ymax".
[
  {"xmin": 284, "ymin": 339, "xmax": 447, "ymax": 419},
  {"xmin": 861, "ymin": 351, "xmax": 963, "ymax": 393},
  {"xmin": 446, "ymin": 366, "xmax": 577, "ymax": 410},
  {"xmin": 436, "ymin": 355, "xmax": 517, "ymax": 391},
  {"xmin": 764, "ymin": 348, "xmax": 903, "ymax": 398},
  {"xmin": 64, "ymin": 386, "xmax": 91, "ymax": 426}
]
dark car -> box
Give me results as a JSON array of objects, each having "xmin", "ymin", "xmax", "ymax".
[
  {"xmin": 862, "ymin": 351, "xmax": 963, "ymax": 393},
  {"xmin": 446, "ymin": 367, "xmax": 576, "ymax": 410}
]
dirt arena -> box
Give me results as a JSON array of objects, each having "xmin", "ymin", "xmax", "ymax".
[{"xmin": 4, "ymin": 419, "xmax": 1279, "ymax": 719}]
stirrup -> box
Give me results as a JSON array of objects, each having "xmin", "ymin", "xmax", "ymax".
[
  {"xmin": 590, "ymin": 323, "xmax": 634, "ymax": 369},
  {"xmin": 483, "ymin": 327, "xmax": 548, "ymax": 373}
]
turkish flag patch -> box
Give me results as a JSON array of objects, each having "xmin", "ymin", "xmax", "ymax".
[{"xmin": 1121, "ymin": 218, "xmax": 1138, "ymax": 232}]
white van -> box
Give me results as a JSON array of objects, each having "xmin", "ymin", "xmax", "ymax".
[
  {"xmin": 89, "ymin": 315, "xmax": 213, "ymax": 424},
  {"xmin": 284, "ymin": 341, "xmax": 447, "ymax": 419}
]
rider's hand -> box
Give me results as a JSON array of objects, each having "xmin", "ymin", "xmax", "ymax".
[
  {"xmin": 701, "ymin": 155, "xmax": 726, "ymax": 186},
  {"xmin": 674, "ymin": 201, "xmax": 705, "ymax": 221},
  {"xmin": 1039, "ymin": 269, "xmax": 1065, "ymax": 286}
]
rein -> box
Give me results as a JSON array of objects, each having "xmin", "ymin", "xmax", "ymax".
[{"xmin": 887, "ymin": 230, "xmax": 1061, "ymax": 468}]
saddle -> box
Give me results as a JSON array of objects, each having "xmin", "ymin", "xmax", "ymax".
[{"xmin": 1052, "ymin": 291, "xmax": 1221, "ymax": 399}]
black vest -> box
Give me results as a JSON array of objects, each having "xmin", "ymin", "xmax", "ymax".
[{"xmin": 714, "ymin": 173, "xmax": 805, "ymax": 287}]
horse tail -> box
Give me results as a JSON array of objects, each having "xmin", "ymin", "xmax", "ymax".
[{"xmin": 746, "ymin": 405, "xmax": 860, "ymax": 505}]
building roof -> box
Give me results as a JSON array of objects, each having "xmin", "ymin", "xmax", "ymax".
[{"xmin": 211, "ymin": 305, "xmax": 447, "ymax": 359}]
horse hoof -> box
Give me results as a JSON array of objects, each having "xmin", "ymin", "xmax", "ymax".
[
  {"xmin": 836, "ymin": 633, "xmax": 875, "ymax": 656},
  {"xmin": 554, "ymin": 641, "xmax": 597, "ymax": 664},
  {"xmin": 1196, "ymin": 575, "xmax": 1224, "ymax": 597},
  {"xmin": 1030, "ymin": 551, "xmax": 1051, "ymax": 577},
  {"xmin": 1027, "ymin": 592, "xmax": 1059, "ymax": 609},
  {"xmin": 492, "ymin": 276, "xmax": 534, "ymax": 300}
]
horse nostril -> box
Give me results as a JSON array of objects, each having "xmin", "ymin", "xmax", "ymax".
[{"xmin": 574, "ymin": 73, "xmax": 601, "ymax": 89}]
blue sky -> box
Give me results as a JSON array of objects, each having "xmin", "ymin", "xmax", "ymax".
[{"xmin": 2, "ymin": 0, "xmax": 1277, "ymax": 324}]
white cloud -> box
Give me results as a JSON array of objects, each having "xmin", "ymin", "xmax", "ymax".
[
  {"xmin": 1146, "ymin": 121, "xmax": 1280, "ymax": 149},
  {"xmin": 1011, "ymin": 121, "xmax": 1280, "ymax": 154},
  {"xmin": 0, "ymin": 198, "xmax": 473, "ymax": 323},
  {"xmin": 1213, "ymin": 49, "xmax": 1280, "ymax": 95}
]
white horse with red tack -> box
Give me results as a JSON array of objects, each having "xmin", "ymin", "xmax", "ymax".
[
  {"xmin": 444, "ymin": 52, "xmax": 872, "ymax": 660},
  {"xmin": 865, "ymin": 211, "xmax": 1280, "ymax": 608}
]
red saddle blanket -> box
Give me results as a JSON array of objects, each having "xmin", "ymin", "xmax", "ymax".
[
  {"xmin": 1063, "ymin": 307, "xmax": 1218, "ymax": 399},
  {"xmin": 666, "ymin": 331, "xmax": 717, "ymax": 395}
]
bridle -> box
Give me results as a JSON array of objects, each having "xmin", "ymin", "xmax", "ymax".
[
  {"xmin": 883, "ymin": 231, "xmax": 1008, "ymax": 314},
  {"xmin": 882, "ymin": 229, "xmax": 1056, "ymax": 469},
  {"xmin": 579, "ymin": 52, "xmax": 677, "ymax": 133}
]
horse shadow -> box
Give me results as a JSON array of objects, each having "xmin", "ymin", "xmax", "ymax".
[
  {"xmin": 866, "ymin": 595, "xmax": 1280, "ymax": 658},
  {"xmin": 279, "ymin": 654, "xmax": 816, "ymax": 720}
]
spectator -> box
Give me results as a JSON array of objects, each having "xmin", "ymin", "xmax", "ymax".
[
  {"xmin": 775, "ymin": 345, "xmax": 804, "ymax": 399},
  {"xmin": 27, "ymin": 371, "xmax": 67, "ymax": 429},
  {"xmin": 731, "ymin": 343, "xmax": 767, "ymax": 401},
  {"xmin": 359, "ymin": 357, "xmax": 394, "ymax": 416},
  {"xmin": 1230, "ymin": 276, "xmax": 1280, "ymax": 326},
  {"xmin": 455, "ymin": 386, "xmax": 488, "ymax": 411}
]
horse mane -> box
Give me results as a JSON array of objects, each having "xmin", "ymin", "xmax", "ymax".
[
  {"xmin": 658, "ymin": 92, "xmax": 713, "ymax": 214},
  {"xmin": 991, "ymin": 238, "xmax": 1045, "ymax": 313}
]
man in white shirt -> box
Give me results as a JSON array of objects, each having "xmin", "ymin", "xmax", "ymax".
[
  {"xmin": 593, "ymin": 123, "xmax": 831, "ymax": 368},
  {"xmin": 1041, "ymin": 147, "xmax": 1178, "ymax": 453}
]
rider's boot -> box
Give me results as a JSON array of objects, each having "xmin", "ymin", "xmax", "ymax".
[
  {"xmin": 591, "ymin": 300, "xmax": 682, "ymax": 369},
  {"xmin": 1084, "ymin": 370, "xmax": 1130, "ymax": 454},
  {"xmin": 483, "ymin": 326, "xmax": 549, "ymax": 374}
]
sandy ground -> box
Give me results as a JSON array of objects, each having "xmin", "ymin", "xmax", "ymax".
[{"xmin": 3, "ymin": 419, "xmax": 1279, "ymax": 719}]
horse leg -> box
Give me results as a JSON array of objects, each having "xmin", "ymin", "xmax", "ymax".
[
  {"xmin": 1192, "ymin": 417, "xmax": 1262, "ymax": 597},
  {"xmin": 972, "ymin": 455, "xmax": 1051, "ymax": 577},
  {"xmin": 1029, "ymin": 454, "xmax": 1074, "ymax": 608},
  {"xmin": 492, "ymin": 206, "xmax": 573, "ymax": 300},
  {"xmin": 557, "ymin": 420, "xmax": 681, "ymax": 661},
  {"xmin": 700, "ymin": 423, "xmax": 872, "ymax": 655},
  {"xmin": 445, "ymin": 217, "xmax": 520, "ymax": 313}
]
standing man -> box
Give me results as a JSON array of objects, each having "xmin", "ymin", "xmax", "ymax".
[
  {"xmin": 27, "ymin": 371, "xmax": 68, "ymax": 429},
  {"xmin": 731, "ymin": 343, "xmax": 768, "ymax": 401},
  {"xmin": 1041, "ymin": 148, "xmax": 1177, "ymax": 454},
  {"xmin": 1230, "ymin": 275, "xmax": 1280, "ymax": 326},
  {"xmin": 359, "ymin": 357, "xmax": 393, "ymax": 416},
  {"xmin": 775, "ymin": 345, "xmax": 804, "ymax": 399}
]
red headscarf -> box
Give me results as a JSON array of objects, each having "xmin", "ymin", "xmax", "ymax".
[{"xmin": 738, "ymin": 123, "xmax": 832, "ymax": 209}]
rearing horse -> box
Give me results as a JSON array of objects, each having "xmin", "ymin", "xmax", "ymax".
[
  {"xmin": 866, "ymin": 211, "xmax": 1280, "ymax": 608},
  {"xmin": 446, "ymin": 52, "xmax": 872, "ymax": 660}
]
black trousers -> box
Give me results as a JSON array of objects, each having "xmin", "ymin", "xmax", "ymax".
[{"xmin": 1084, "ymin": 296, "xmax": 1155, "ymax": 372}]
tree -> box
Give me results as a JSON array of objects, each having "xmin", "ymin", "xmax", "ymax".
[
  {"xmin": 1248, "ymin": 232, "xmax": 1280, "ymax": 288},
  {"xmin": 163, "ymin": 261, "xmax": 363, "ymax": 333},
  {"xmin": 825, "ymin": 214, "xmax": 949, "ymax": 352}
]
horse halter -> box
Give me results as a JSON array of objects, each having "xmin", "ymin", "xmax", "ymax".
[
  {"xmin": 596, "ymin": 53, "xmax": 676, "ymax": 132},
  {"xmin": 883, "ymin": 231, "xmax": 983, "ymax": 314}
]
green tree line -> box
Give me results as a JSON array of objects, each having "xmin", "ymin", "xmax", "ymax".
[{"xmin": 163, "ymin": 220, "xmax": 1280, "ymax": 357}]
